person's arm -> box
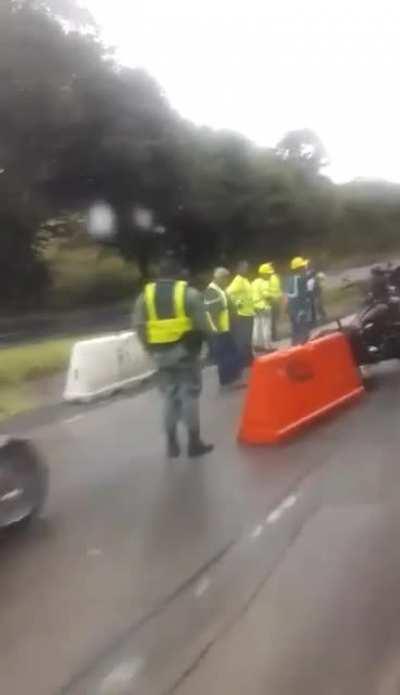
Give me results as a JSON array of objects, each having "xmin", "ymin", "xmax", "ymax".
[
  {"xmin": 270, "ymin": 275, "xmax": 282, "ymax": 300},
  {"xmin": 186, "ymin": 287, "xmax": 210, "ymax": 333},
  {"xmin": 133, "ymin": 293, "xmax": 148, "ymax": 348},
  {"xmin": 285, "ymin": 276, "xmax": 297, "ymax": 299},
  {"xmin": 203, "ymin": 287, "xmax": 223, "ymax": 333},
  {"xmin": 226, "ymin": 275, "xmax": 243, "ymax": 310},
  {"xmin": 261, "ymin": 279, "xmax": 273, "ymax": 303},
  {"xmin": 283, "ymin": 276, "xmax": 296, "ymax": 314}
]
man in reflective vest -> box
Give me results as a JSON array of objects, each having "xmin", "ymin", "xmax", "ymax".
[
  {"xmin": 264, "ymin": 262, "xmax": 282, "ymax": 341},
  {"xmin": 285, "ymin": 256, "xmax": 311, "ymax": 346},
  {"xmin": 134, "ymin": 257, "xmax": 213, "ymax": 459},
  {"xmin": 252, "ymin": 263, "xmax": 273, "ymax": 352},
  {"xmin": 204, "ymin": 267, "xmax": 243, "ymax": 388},
  {"xmin": 227, "ymin": 261, "xmax": 255, "ymax": 368}
]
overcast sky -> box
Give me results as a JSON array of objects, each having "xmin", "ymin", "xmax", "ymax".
[{"xmin": 83, "ymin": 0, "xmax": 400, "ymax": 183}]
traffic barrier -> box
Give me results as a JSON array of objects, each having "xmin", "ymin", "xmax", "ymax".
[
  {"xmin": 63, "ymin": 332, "xmax": 156, "ymax": 403},
  {"xmin": 238, "ymin": 332, "xmax": 364, "ymax": 444}
]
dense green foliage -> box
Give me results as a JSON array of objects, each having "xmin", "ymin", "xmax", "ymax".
[{"xmin": 1, "ymin": 0, "xmax": 400, "ymax": 307}]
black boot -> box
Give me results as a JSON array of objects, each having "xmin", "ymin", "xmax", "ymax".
[
  {"xmin": 167, "ymin": 429, "xmax": 180, "ymax": 458},
  {"xmin": 188, "ymin": 431, "xmax": 214, "ymax": 458}
]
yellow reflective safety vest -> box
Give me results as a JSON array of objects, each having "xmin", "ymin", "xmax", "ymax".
[
  {"xmin": 226, "ymin": 275, "xmax": 255, "ymax": 317},
  {"xmin": 252, "ymin": 277, "xmax": 271, "ymax": 311},
  {"xmin": 205, "ymin": 282, "xmax": 230, "ymax": 333},
  {"xmin": 144, "ymin": 280, "xmax": 193, "ymax": 344},
  {"xmin": 268, "ymin": 273, "xmax": 282, "ymax": 301}
]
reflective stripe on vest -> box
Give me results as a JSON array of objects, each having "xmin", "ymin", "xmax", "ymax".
[
  {"xmin": 144, "ymin": 280, "xmax": 193, "ymax": 344},
  {"xmin": 207, "ymin": 282, "xmax": 230, "ymax": 332}
]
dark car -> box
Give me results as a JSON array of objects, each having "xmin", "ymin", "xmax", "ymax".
[{"xmin": 0, "ymin": 438, "xmax": 48, "ymax": 529}]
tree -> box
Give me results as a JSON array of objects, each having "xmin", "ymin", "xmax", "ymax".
[
  {"xmin": 276, "ymin": 129, "xmax": 329, "ymax": 175},
  {"xmin": 17, "ymin": 0, "xmax": 95, "ymax": 29},
  {"xmin": 0, "ymin": 0, "xmax": 104, "ymax": 303},
  {"xmin": 2, "ymin": 0, "xmax": 399, "ymax": 308},
  {"xmin": 1, "ymin": 0, "xmax": 173, "ymax": 278}
]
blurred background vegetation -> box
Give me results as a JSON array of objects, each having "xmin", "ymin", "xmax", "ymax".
[{"xmin": 1, "ymin": 0, "xmax": 400, "ymax": 314}]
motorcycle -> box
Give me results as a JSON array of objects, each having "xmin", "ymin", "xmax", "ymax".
[{"xmin": 336, "ymin": 265, "xmax": 400, "ymax": 367}]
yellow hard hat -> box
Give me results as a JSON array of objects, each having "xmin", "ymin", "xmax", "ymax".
[
  {"xmin": 258, "ymin": 262, "xmax": 273, "ymax": 275},
  {"xmin": 290, "ymin": 256, "xmax": 307, "ymax": 271}
]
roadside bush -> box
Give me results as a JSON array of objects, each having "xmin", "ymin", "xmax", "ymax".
[{"xmin": 43, "ymin": 244, "xmax": 140, "ymax": 309}]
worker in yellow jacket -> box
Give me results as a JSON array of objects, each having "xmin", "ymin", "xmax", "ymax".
[
  {"xmin": 204, "ymin": 267, "xmax": 243, "ymax": 388},
  {"xmin": 252, "ymin": 264, "xmax": 273, "ymax": 351},
  {"xmin": 226, "ymin": 260, "xmax": 255, "ymax": 368},
  {"xmin": 264, "ymin": 262, "xmax": 282, "ymax": 341}
]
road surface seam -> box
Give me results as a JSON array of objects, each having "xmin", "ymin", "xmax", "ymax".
[
  {"xmin": 60, "ymin": 543, "xmax": 234, "ymax": 694},
  {"xmin": 166, "ymin": 463, "xmax": 333, "ymax": 693},
  {"xmin": 167, "ymin": 510, "xmax": 314, "ymax": 695},
  {"xmin": 62, "ymin": 452, "xmax": 327, "ymax": 693}
]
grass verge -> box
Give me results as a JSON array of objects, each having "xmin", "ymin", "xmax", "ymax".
[
  {"xmin": 0, "ymin": 386, "xmax": 33, "ymax": 421},
  {"xmin": 0, "ymin": 337, "xmax": 74, "ymax": 422},
  {"xmin": 0, "ymin": 338, "xmax": 75, "ymax": 387}
]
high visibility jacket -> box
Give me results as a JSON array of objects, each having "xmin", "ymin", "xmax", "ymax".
[
  {"xmin": 144, "ymin": 280, "xmax": 193, "ymax": 344},
  {"xmin": 286, "ymin": 274, "xmax": 306, "ymax": 300},
  {"xmin": 286, "ymin": 274, "xmax": 299, "ymax": 299},
  {"xmin": 252, "ymin": 277, "xmax": 271, "ymax": 311},
  {"xmin": 268, "ymin": 273, "xmax": 282, "ymax": 301},
  {"xmin": 227, "ymin": 275, "xmax": 255, "ymax": 317},
  {"xmin": 286, "ymin": 273, "xmax": 309, "ymax": 315},
  {"xmin": 204, "ymin": 282, "xmax": 230, "ymax": 333}
]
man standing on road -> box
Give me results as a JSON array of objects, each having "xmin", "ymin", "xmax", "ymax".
[
  {"xmin": 134, "ymin": 257, "xmax": 213, "ymax": 459},
  {"xmin": 251, "ymin": 264, "xmax": 272, "ymax": 352},
  {"xmin": 286, "ymin": 257, "xmax": 311, "ymax": 346},
  {"xmin": 227, "ymin": 261, "xmax": 255, "ymax": 368},
  {"xmin": 204, "ymin": 267, "xmax": 243, "ymax": 388}
]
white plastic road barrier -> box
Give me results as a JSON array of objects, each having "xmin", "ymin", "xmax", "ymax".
[{"xmin": 63, "ymin": 332, "xmax": 156, "ymax": 403}]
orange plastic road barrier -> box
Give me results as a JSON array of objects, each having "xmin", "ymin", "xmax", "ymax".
[{"xmin": 238, "ymin": 332, "xmax": 364, "ymax": 445}]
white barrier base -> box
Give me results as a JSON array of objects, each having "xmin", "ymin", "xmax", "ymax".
[{"xmin": 63, "ymin": 332, "xmax": 156, "ymax": 403}]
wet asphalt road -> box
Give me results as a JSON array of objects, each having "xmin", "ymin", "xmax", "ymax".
[{"xmin": 1, "ymin": 363, "xmax": 400, "ymax": 693}]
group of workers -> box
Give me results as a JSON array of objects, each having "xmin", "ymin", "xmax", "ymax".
[
  {"xmin": 205, "ymin": 260, "xmax": 281, "ymax": 389},
  {"xmin": 134, "ymin": 255, "xmax": 326, "ymax": 459}
]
